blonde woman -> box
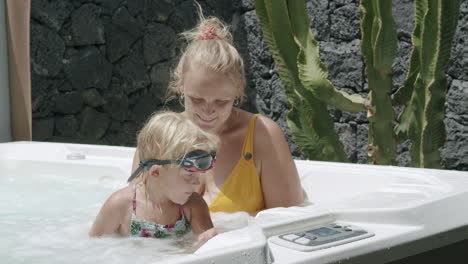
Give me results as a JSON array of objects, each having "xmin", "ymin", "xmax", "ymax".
[
  {"xmin": 132, "ymin": 6, "xmax": 304, "ymax": 215},
  {"xmin": 90, "ymin": 112, "xmax": 219, "ymax": 242}
]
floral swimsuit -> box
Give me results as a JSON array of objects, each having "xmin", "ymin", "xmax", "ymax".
[{"xmin": 129, "ymin": 186, "xmax": 191, "ymax": 238}]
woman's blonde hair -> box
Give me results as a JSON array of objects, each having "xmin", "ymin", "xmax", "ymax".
[
  {"xmin": 134, "ymin": 111, "xmax": 219, "ymax": 184},
  {"xmin": 169, "ymin": 3, "xmax": 246, "ymax": 104}
]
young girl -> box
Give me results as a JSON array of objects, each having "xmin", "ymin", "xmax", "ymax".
[{"xmin": 89, "ymin": 111, "xmax": 219, "ymax": 242}]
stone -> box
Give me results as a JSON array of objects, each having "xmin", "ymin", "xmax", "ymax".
[
  {"xmin": 446, "ymin": 80, "xmax": 468, "ymax": 126},
  {"xmin": 115, "ymin": 48, "xmax": 151, "ymax": 94},
  {"xmin": 356, "ymin": 124, "xmax": 369, "ymax": 164},
  {"xmin": 143, "ymin": 23, "xmax": 176, "ymax": 65},
  {"xmin": 131, "ymin": 93, "xmax": 158, "ymax": 122},
  {"xmin": 166, "ymin": 0, "xmax": 199, "ymax": 33},
  {"xmin": 31, "ymin": 0, "xmax": 73, "ymax": 31},
  {"xmin": 441, "ymin": 118, "xmax": 468, "ymax": 171},
  {"xmin": 70, "ymin": 4, "xmax": 105, "ymax": 46},
  {"xmin": 335, "ymin": 123, "xmax": 357, "ymax": 162},
  {"xmin": 105, "ymin": 7, "xmax": 143, "ymax": 62},
  {"xmin": 82, "ymin": 89, "xmax": 105, "ymax": 107},
  {"xmin": 30, "ymin": 23, "xmax": 65, "ymax": 77},
  {"xmin": 32, "ymin": 118, "xmax": 55, "ymax": 141},
  {"xmin": 330, "ymin": 5, "xmax": 360, "ymax": 41},
  {"xmin": 103, "ymin": 94, "xmax": 129, "ymax": 121},
  {"xmin": 63, "ymin": 46, "xmax": 113, "ymax": 90},
  {"xmin": 143, "ymin": 0, "xmax": 175, "ymax": 23},
  {"xmin": 55, "ymin": 115, "xmax": 79, "ymax": 137},
  {"xmin": 307, "ymin": 0, "xmax": 331, "ymax": 41},
  {"xmin": 54, "ymin": 91, "xmax": 82, "ymax": 114},
  {"xmin": 80, "ymin": 107, "xmax": 110, "ymax": 139},
  {"xmin": 319, "ymin": 40, "xmax": 363, "ymax": 92}
]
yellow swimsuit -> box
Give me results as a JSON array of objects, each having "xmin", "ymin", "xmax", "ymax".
[{"xmin": 209, "ymin": 114, "xmax": 265, "ymax": 215}]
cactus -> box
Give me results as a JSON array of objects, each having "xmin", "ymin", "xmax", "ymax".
[
  {"xmin": 254, "ymin": 0, "xmax": 459, "ymax": 167},
  {"xmin": 359, "ymin": 0, "xmax": 398, "ymax": 165},
  {"xmin": 394, "ymin": 0, "xmax": 460, "ymax": 168}
]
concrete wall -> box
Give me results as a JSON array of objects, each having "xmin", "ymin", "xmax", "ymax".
[{"xmin": 0, "ymin": 0, "xmax": 11, "ymax": 142}]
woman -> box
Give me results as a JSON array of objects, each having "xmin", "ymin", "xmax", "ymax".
[{"xmin": 133, "ymin": 8, "xmax": 304, "ymax": 215}]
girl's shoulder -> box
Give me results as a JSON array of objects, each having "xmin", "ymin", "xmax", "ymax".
[{"xmin": 105, "ymin": 185, "xmax": 134, "ymax": 210}]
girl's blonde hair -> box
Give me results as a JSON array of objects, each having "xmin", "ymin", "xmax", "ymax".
[
  {"xmin": 134, "ymin": 111, "xmax": 219, "ymax": 184},
  {"xmin": 169, "ymin": 3, "xmax": 246, "ymax": 104}
]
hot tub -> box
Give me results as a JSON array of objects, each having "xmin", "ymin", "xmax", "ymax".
[{"xmin": 1, "ymin": 141, "xmax": 468, "ymax": 264}]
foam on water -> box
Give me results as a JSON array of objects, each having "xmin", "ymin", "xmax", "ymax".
[{"xmin": 0, "ymin": 161, "xmax": 253, "ymax": 264}]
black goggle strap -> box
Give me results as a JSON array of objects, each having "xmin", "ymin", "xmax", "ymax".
[{"xmin": 126, "ymin": 159, "xmax": 173, "ymax": 183}]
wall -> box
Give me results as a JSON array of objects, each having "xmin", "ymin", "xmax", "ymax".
[
  {"xmin": 31, "ymin": 0, "xmax": 468, "ymax": 170},
  {"xmin": 0, "ymin": 0, "xmax": 11, "ymax": 142}
]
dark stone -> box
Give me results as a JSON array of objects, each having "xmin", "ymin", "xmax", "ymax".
[
  {"xmin": 105, "ymin": 7, "xmax": 144, "ymax": 62},
  {"xmin": 31, "ymin": 0, "xmax": 73, "ymax": 31},
  {"xmin": 55, "ymin": 115, "xmax": 79, "ymax": 137},
  {"xmin": 243, "ymin": 10, "xmax": 273, "ymax": 76},
  {"xmin": 307, "ymin": 0, "xmax": 331, "ymax": 41},
  {"xmin": 392, "ymin": 41, "xmax": 412, "ymax": 93},
  {"xmin": 232, "ymin": 0, "xmax": 254, "ymax": 11},
  {"xmin": 356, "ymin": 124, "xmax": 369, "ymax": 164},
  {"xmin": 166, "ymin": 0, "xmax": 199, "ymax": 33},
  {"xmin": 396, "ymin": 140, "xmax": 411, "ymax": 167},
  {"xmin": 58, "ymin": 82, "xmax": 73, "ymax": 92},
  {"xmin": 70, "ymin": 4, "xmax": 105, "ymax": 46},
  {"xmin": 103, "ymin": 94, "xmax": 129, "ymax": 121},
  {"xmin": 330, "ymin": 5, "xmax": 360, "ymax": 41},
  {"xmin": 335, "ymin": 123, "xmax": 356, "ymax": 162},
  {"xmin": 54, "ymin": 91, "xmax": 82, "ymax": 114},
  {"xmin": 392, "ymin": 0, "xmax": 415, "ymax": 37},
  {"xmin": 115, "ymin": 48, "xmax": 151, "ymax": 94},
  {"xmin": 82, "ymin": 88, "xmax": 105, "ymax": 107},
  {"xmin": 30, "ymin": 23, "xmax": 65, "ymax": 77},
  {"xmin": 143, "ymin": 0, "xmax": 175, "ymax": 23},
  {"xmin": 31, "ymin": 74, "xmax": 59, "ymax": 118},
  {"xmin": 80, "ymin": 107, "xmax": 111, "ymax": 139},
  {"xmin": 32, "ymin": 118, "xmax": 55, "ymax": 141},
  {"xmin": 94, "ymin": 0, "xmax": 123, "ymax": 13},
  {"xmin": 64, "ymin": 46, "xmax": 113, "ymax": 90},
  {"xmin": 319, "ymin": 40, "xmax": 363, "ymax": 92},
  {"xmin": 447, "ymin": 9, "xmax": 468, "ymax": 81},
  {"xmin": 446, "ymin": 80, "xmax": 468, "ymax": 126},
  {"xmin": 149, "ymin": 60, "xmax": 174, "ymax": 97},
  {"xmin": 131, "ymin": 92, "xmax": 158, "ymax": 122},
  {"xmin": 143, "ymin": 23, "xmax": 176, "ymax": 65},
  {"xmin": 441, "ymin": 119, "xmax": 468, "ymax": 171}
]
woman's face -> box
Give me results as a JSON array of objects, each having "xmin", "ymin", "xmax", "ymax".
[{"xmin": 183, "ymin": 68, "xmax": 238, "ymax": 133}]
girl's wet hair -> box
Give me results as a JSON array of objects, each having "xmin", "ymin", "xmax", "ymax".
[
  {"xmin": 168, "ymin": 2, "xmax": 246, "ymax": 104},
  {"xmin": 132, "ymin": 111, "xmax": 219, "ymax": 185}
]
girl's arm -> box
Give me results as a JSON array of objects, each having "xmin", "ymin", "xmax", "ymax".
[
  {"xmin": 185, "ymin": 193, "xmax": 218, "ymax": 242},
  {"xmin": 88, "ymin": 189, "xmax": 130, "ymax": 237},
  {"xmin": 254, "ymin": 116, "xmax": 305, "ymax": 209}
]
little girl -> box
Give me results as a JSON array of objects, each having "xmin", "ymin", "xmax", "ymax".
[{"xmin": 89, "ymin": 111, "xmax": 219, "ymax": 242}]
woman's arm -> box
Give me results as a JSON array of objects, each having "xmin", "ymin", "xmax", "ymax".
[
  {"xmin": 88, "ymin": 189, "xmax": 130, "ymax": 237},
  {"xmin": 254, "ymin": 116, "xmax": 305, "ymax": 209},
  {"xmin": 185, "ymin": 193, "xmax": 218, "ymax": 242}
]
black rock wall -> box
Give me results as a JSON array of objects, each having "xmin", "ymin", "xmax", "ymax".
[{"xmin": 31, "ymin": 0, "xmax": 468, "ymax": 170}]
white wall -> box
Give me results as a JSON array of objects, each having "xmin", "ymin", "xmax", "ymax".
[{"xmin": 0, "ymin": 0, "xmax": 11, "ymax": 142}]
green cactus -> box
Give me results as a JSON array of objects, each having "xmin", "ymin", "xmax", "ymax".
[
  {"xmin": 394, "ymin": 0, "xmax": 460, "ymax": 168},
  {"xmin": 255, "ymin": 0, "xmax": 459, "ymax": 167},
  {"xmin": 360, "ymin": 0, "xmax": 398, "ymax": 165}
]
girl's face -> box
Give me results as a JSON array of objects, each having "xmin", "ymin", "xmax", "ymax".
[
  {"xmin": 183, "ymin": 68, "xmax": 238, "ymax": 133},
  {"xmin": 160, "ymin": 166, "xmax": 202, "ymax": 205}
]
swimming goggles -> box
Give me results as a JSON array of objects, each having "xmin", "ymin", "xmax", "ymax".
[{"xmin": 127, "ymin": 150, "xmax": 216, "ymax": 182}]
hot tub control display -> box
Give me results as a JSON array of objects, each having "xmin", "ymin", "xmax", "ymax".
[{"xmin": 269, "ymin": 222, "xmax": 374, "ymax": 252}]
